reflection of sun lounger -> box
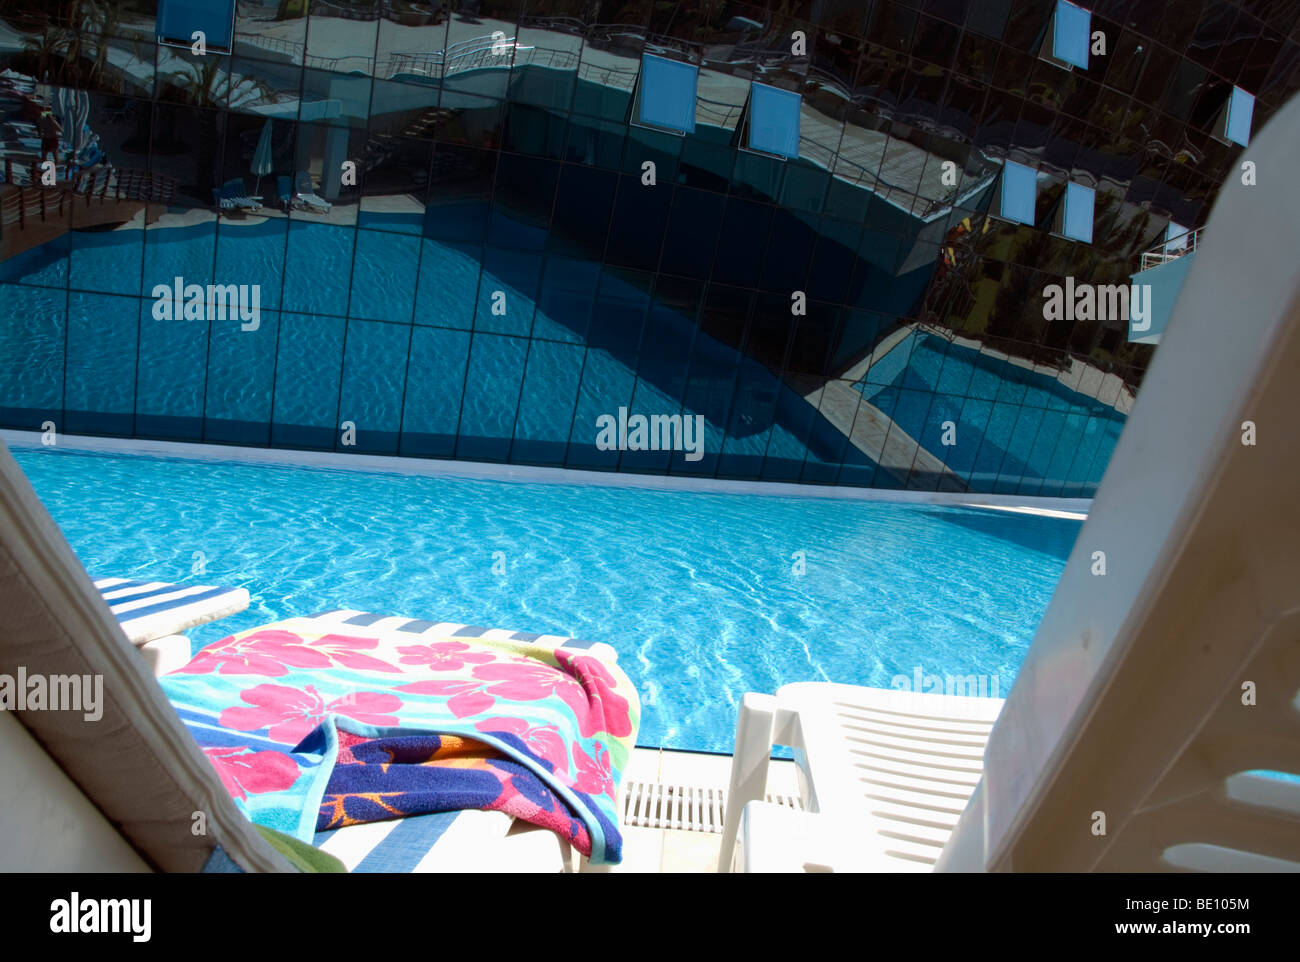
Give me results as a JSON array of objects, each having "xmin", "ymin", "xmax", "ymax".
[
  {"xmin": 213, "ymin": 177, "xmax": 263, "ymax": 211},
  {"xmin": 294, "ymin": 169, "xmax": 331, "ymax": 213}
]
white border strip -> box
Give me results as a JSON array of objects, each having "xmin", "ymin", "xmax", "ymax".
[{"xmin": 1, "ymin": 431, "xmax": 1091, "ymax": 515}]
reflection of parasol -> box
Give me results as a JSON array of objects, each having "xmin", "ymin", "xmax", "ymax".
[
  {"xmin": 52, "ymin": 87, "xmax": 91, "ymax": 154},
  {"xmin": 72, "ymin": 89, "xmax": 89, "ymax": 153},
  {"xmin": 251, "ymin": 118, "xmax": 273, "ymax": 195}
]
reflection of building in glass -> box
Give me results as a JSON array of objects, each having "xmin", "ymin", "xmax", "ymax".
[{"xmin": 0, "ymin": 1, "xmax": 1291, "ymax": 495}]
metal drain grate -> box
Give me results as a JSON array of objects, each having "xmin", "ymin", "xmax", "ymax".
[{"xmin": 621, "ymin": 780, "xmax": 804, "ymax": 834}]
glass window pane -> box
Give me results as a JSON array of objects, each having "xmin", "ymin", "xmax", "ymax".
[
  {"xmin": 748, "ymin": 82, "xmax": 802, "ymax": 159},
  {"xmin": 282, "ymin": 222, "xmax": 354, "ymax": 316},
  {"xmin": 1226, "ymin": 86, "xmax": 1255, "ymax": 146},
  {"xmin": 349, "ymin": 229, "xmax": 419, "ymax": 323},
  {"xmin": 512, "ymin": 339, "xmax": 585, "ymax": 465},
  {"xmin": 67, "ymin": 210, "xmax": 142, "ymax": 297},
  {"xmin": 638, "ymin": 54, "xmax": 697, "ymax": 134},
  {"xmin": 534, "ymin": 257, "xmax": 597, "ymax": 344},
  {"xmin": 338, "ymin": 319, "xmax": 409, "ymax": 453},
  {"xmin": 144, "ymin": 217, "xmax": 215, "ymax": 295},
  {"xmin": 204, "ymin": 310, "xmax": 277, "ymax": 445},
  {"xmin": 401, "ymin": 326, "xmax": 471, "ymax": 457},
  {"xmin": 1000, "ymin": 160, "xmax": 1037, "ymax": 224},
  {"xmin": 271, "ymin": 312, "xmax": 346, "ymax": 448},
  {"xmin": 65, "ymin": 292, "xmax": 136, "ymax": 435},
  {"xmin": 0, "ymin": 285, "xmax": 63, "ymax": 420},
  {"xmin": 158, "ymin": 0, "xmax": 236, "ymax": 52},
  {"xmin": 457, "ymin": 332, "xmax": 529, "ymax": 461},
  {"xmin": 415, "ymin": 240, "xmax": 479, "ymax": 330},
  {"xmin": 1063, "ymin": 181, "xmax": 1094, "ymax": 242},
  {"xmin": 215, "ymin": 219, "xmax": 286, "ymax": 312},
  {"xmin": 135, "ymin": 297, "xmax": 205, "ymax": 437},
  {"xmin": 476, "ymin": 248, "xmax": 541, "ymax": 337},
  {"xmin": 1053, "ymin": 1, "xmax": 1091, "ymax": 70},
  {"xmin": 566, "ymin": 348, "xmax": 637, "ymax": 470}
]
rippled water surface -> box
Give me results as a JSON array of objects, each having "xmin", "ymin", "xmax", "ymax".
[{"xmin": 12, "ymin": 445, "xmax": 1081, "ymax": 751}]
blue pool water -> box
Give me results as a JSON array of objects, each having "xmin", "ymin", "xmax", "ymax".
[{"xmin": 12, "ymin": 444, "xmax": 1082, "ymax": 752}]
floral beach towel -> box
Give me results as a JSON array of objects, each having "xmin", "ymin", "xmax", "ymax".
[{"xmin": 160, "ymin": 617, "xmax": 640, "ymax": 864}]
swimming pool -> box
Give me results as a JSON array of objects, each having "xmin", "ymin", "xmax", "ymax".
[{"xmin": 11, "ymin": 444, "xmax": 1082, "ymax": 752}]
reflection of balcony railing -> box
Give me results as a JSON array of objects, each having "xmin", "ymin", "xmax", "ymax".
[
  {"xmin": 234, "ymin": 28, "xmax": 979, "ymax": 217},
  {"xmin": 1140, "ymin": 227, "xmax": 1203, "ymax": 271}
]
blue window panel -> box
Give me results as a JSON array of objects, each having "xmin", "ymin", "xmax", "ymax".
[
  {"xmin": 282, "ymin": 222, "xmax": 353, "ymax": 317},
  {"xmin": 1226, "ymin": 86, "xmax": 1254, "ymax": 146},
  {"xmin": 1000, "ymin": 161, "xmax": 1037, "ymax": 225},
  {"xmin": 135, "ymin": 298, "xmax": 206, "ymax": 421},
  {"xmin": 1053, "ymin": 1, "xmax": 1091, "ymax": 70},
  {"xmin": 401, "ymin": 326, "xmax": 471, "ymax": 457},
  {"xmin": 638, "ymin": 54, "xmax": 697, "ymax": 134},
  {"xmin": 271, "ymin": 313, "xmax": 346, "ymax": 432},
  {"xmin": 349, "ymin": 229, "xmax": 419, "ymax": 323},
  {"xmin": 1063, "ymin": 181, "xmax": 1094, "ymax": 243},
  {"xmin": 157, "ymin": 0, "xmax": 235, "ymax": 50},
  {"xmin": 1165, "ymin": 221, "xmax": 1191, "ymax": 253},
  {"xmin": 748, "ymin": 83, "xmax": 802, "ymax": 159},
  {"xmin": 0, "ymin": 284, "xmax": 64, "ymax": 414},
  {"xmin": 414, "ymin": 239, "xmax": 479, "ymax": 330},
  {"xmin": 336, "ymin": 318, "xmax": 409, "ymax": 453},
  {"xmin": 65, "ymin": 293, "xmax": 136, "ymax": 427}
]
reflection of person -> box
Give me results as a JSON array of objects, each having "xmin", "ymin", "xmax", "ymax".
[{"xmin": 37, "ymin": 109, "xmax": 62, "ymax": 161}]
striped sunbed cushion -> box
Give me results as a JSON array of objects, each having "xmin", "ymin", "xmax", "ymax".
[
  {"xmin": 305, "ymin": 609, "xmax": 620, "ymax": 663},
  {"xmin": 95, "ymin": 578, "xmax": 250, "ymax": 646},
  {"xmin": 314, "ymin": 809, "xmax": 570, "ymax": 873}
]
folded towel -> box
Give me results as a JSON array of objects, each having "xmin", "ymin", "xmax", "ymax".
[{"xmin": 161, "ymin": 617, "xmax": 640, "ymax": 864}]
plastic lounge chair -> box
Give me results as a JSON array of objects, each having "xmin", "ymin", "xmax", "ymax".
[
  {"xmin": 0, "ymin": 442, "xmax": 604, "ymax": 872},
  {"xmin": 94, "ymin": 577, "xmax": 250, "ymax": 676},
  {"xmin": 214, "ymin": 177, "xmax": 262, "ymax": 211},
  {"xmin": 720, "ymin": 92, "xmax": 1300, "ymax": 873},
  {"xmin": 294, "ymin": 169, "xmax": 331, "ymax": 212},
  {"xmin": 95, "ymin": 578, "xmax": 250, "ymax": 646},
  {"xmin": 720, "ymin": 684, "xmax": 1001, "ymax": 871}
]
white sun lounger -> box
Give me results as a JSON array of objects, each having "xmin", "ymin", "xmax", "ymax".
[
  {"xmin": 721, "ymin": 685, "xmax": 1002, "ymax": 871},
  {"xmin": 294, "ymin": 169, "xmax": 331, "ymax": 213},
  {"xmin": 721, "ymin": 90, "xmax": 1300, "ymax": 873},
  {"xmin": 94, "ymin": 577, "xmax": 250, "ymax": 646},
  {"xmin": 92, "ymin": 577, "xmax": 250, "ymax": 676}
]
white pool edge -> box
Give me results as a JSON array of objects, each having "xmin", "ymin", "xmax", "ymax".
[{"xmin": 1, "ymin": 430, "xmax": 1092, "ymax": 518}]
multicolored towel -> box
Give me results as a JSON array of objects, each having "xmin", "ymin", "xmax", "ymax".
[{"xmin": 160, "ymin": 617, "xmax": 640, "ymax": 864}]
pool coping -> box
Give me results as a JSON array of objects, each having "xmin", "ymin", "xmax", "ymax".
[{"xmin": 1, "ymin": 429, "xmax": 1092, "ymax": 517}]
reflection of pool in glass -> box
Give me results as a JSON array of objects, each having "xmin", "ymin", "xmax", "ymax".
[
  {"xmin": 0, "ymin": 214, "xmax": 829, "ymax": 471},
  {"xmin": 857, "ymin": 332, "xmax": 1126, "ymax": 496},
  {"xmin": 13, "ymin": 445, "xmax": 1081, "ymax": 752}
]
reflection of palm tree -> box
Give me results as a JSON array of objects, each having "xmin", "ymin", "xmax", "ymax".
[
  {"xmin": 85, "ymin": 0, "xmax": 123, "ymax": 89},
  {"xmin": 21, "ymin": 26, "xmax": 70, "ymax": 82},
  {"xmin": 162, "ymin": 61, "xmax": 275, "ymax": 198},
  {"xmin": 21, "ymin": 0, "xmax": 129, "ymax": 91},
  {"xmin": 165, "ymin": 60, "xmax": 274, "ymax": 112}
]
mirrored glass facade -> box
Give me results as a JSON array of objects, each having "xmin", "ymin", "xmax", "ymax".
[{"xmin": 1, "ymin": 0, "xmax": 1296, "ymax": 496}]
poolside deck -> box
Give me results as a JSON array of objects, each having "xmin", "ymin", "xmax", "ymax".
[{"xmin": 591, "ymin": 747, "xmax": 802, "ymax": 873}]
